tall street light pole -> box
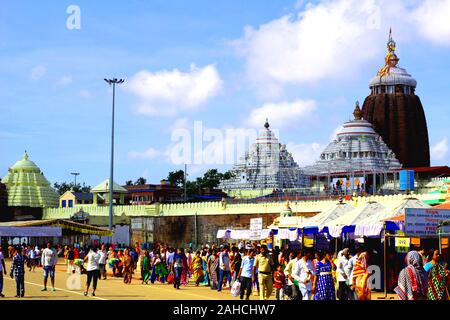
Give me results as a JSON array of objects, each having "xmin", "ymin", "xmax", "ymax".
[
  {"xmin": 104, "ymin": 78, "xmax": 125, "ymax": 239},
  {"xmin": 70, "ymin": 172, "xmax": 80, "ymax": 188}
]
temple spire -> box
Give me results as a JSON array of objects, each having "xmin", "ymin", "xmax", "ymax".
[
  {"xmin": 377, "ymin": 28, "xmax": 399, "ymax": 77},
  {"xmin": 24, "ymin": 150, "xmax": 29, "ymax": 161},
  {"xmin": 353, "ymin": 101, "xmax": 362, "ymax": 120},
  {"xmin": 264, "ymin": 118, "xmax": 270, "ymax": 129}
]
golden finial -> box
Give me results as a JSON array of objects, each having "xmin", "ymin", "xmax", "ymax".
[
  {"xmin": 264, "ymin": 118, "xmax": 270, "ymax": 129},
  {"xmin": 377, "ymin": 28, "xmax": 399, "ymax": 77},
  {"xmin": 353, "ymin": 101, "xmax": 362, "ymax": 120},
  {"xmin": 24, "ymin": 150, "xmax": 29, "ymax": 160}
]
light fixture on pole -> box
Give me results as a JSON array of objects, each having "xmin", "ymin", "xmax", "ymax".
[
  {"xmin": 70, "ymin": 172, "xmax": 80, "ymax": 188},
  {"xmin": 104, "ymin": 78, "xmax": 125, "ymax": 238}
]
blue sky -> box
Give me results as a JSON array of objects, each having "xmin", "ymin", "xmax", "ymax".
[{"xmin": 1, "ymin": 0, "xmax": 450, "ymax": 188}]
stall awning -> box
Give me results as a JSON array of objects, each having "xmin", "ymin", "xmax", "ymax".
[
  {"xmin": 0, "ymin": 219, "xmax": 113, "ymax": 236},
  {"xmin": 0, "ymin": 226, "xmax": 62, "ymax": 237}
]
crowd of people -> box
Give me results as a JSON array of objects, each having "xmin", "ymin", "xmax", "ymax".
[{"xmin": 0, "ymin": 241, "xmax": 449, "ymax": 300}]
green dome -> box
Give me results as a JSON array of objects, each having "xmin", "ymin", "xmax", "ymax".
[{"xmin": 2, "ymin": 151, "xmax": 59, "ymax": 208}]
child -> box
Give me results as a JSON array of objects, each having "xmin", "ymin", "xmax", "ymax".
[{"xmin": 274, "ymin": 264, "xmax": 286, "ymax": 300}]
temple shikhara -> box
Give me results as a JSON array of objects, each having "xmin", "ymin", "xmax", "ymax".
[
  {"xmin": 303, "ymin": 102, "xmax": 402, "ymax": 177},
  {"xmin": 361, "ymin": 29, "xmax": 430, "ymax": 168},
  {"xmin": 219, "ymin": 119, "xmax": 309, "ymax": 196}
]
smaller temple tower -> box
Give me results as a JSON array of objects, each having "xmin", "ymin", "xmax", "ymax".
[
  {"xmin": 303, "ymin": 102, "xmax": 402, "ymax": 176},
  {"xmin": 1, "ymin": 151, "xmax": 59, "ymax": 221},
  {"xmin": 219, "ymin": 119, "xmax": 309, "ymax": 196}
]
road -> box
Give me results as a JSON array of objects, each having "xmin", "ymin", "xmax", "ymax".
[{"xmin": 0, "ymin": 259, "xmax": 397, "ymax": 300}]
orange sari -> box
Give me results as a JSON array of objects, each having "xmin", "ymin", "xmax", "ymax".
[{"xmin": 352, "ymin": 252, "xmax": 371, "ymax": 300}]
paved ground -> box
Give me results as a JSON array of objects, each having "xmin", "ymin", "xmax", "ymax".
[{"xmin": 0, "ymin": 259, "xmax": 397, "ymax": 300}]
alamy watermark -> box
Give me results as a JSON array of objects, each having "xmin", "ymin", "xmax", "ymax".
[{"xmin": 66, "ymin": 5, "xmax": 81, "ymax": 30}]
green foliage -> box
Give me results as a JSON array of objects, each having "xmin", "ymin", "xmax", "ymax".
[
  {"xmin": 167, "ymin": 170, "xmax": 185, "ymax": 187},
  {"xmin": 53, "ymin": 182, "xmax": 91, "ymax": 195},
  {"xmin": 134, "ymin": 177, "xmax": 147, "ymax": 185},
  {"xmin": 166, "ymin": 168, "xmax": 232, "ymax": 195}
]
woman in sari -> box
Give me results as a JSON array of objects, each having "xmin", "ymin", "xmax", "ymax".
[
  {"xmin": 425, "ymin": 250, "xmax": 449, "ymax": 300},
  {"xmin": 140, "ymin": 250, "xmax": 151, "ymax": 285},
  {"xmin": 207, "ymin": 248, "xmax": 219, "ymax": 290},
  {"xmin": 180, "ymin": 249, "xmax": 190, "ymax": 286},
  {"xmin": 395, "ymin": 250, "xmax": 428, "ymax": 300},
  {"xmin": 192, "ymin": 251, "xmax": 204, "ymax": 286},
  {"xmin": 123, "ymin": 249, "xmax": 133, "ymax": 284},
  {"xmin": 201, "ymin": 251, "xmax": 209, "ymax": 286},
  {"xmin": 313, "ymin": 251, "xmax": 336, "ymax": 300},
  {"xmin": 151, "ymin": 250, "xmax": 168, "ymax": 284},
  {"xmin": 351, "ymin": 249, "xmax": 371, "ymax": 300}
]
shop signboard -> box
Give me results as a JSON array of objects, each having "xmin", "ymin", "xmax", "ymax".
[
  {"xmin": 249, "ymin": 218, "xmax": 263, "ymax": 240},
  {"xmin": 405, "ymin": 208, "xmax": 450, "ymax": 237}
]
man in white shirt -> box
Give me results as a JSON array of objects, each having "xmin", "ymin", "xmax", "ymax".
[
  {"xmin": 0, "ymin": 247, "xmax": 6, "ymax": 297},
  {"xmin": 41, "ymin": 242, "xmax": 57, "ymax": 291},
  {"xmin": 337, "ymin": 248, "xmax": 351, "ymax": 300},
  {"xmin": 292, "ymin": 249, "xmax": 315, "ymax": 300},
  {"xmin": 284, "ymin": 251, "xmax": 300, "ymax": 300},
  {"xmin": 97, "ymin": 245, "xmax": 108, "ymax": 280}
]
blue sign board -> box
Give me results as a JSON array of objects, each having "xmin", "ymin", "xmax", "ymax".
[{"xmin": 399, "ymin": 170, "xmax": 414, "ymax": 191}]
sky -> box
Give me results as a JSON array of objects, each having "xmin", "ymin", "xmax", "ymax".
[{"xmin": 1, "ymin": 0, "xmax": 450, "ymax": 188}]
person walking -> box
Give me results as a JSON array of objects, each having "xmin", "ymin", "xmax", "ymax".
[
  {"xmin": 337, "ymin": 248, "xmax": 351, "ymax": 300},
  {"xmin": 84, "ymin": 246, "xmax": 100, "ymax": 296},
  {"xmin": 207, "ymin": 248, "xmax": 219, "ymax": 290},
  {"xmin": 425, "ymin": 250, "xmax": 449, "ymax": 300},
  {"xmin": 274, "ymin": 264, "xmax": 286, "ymax": 300},
  {"xmin": 41, "ymin": 242, "xmax": 57, "ymax": 292},
  {"xmin": 122, "ymin": 249, "xmax": 133, "ymax": 284},
  {"xmin": 293, "ymin": 249, "xmax": 315, "ymax": 300},
  {"xmin": 98, "ymin": 245, "xmax": 107, "ymax": 280},
  {"xmin": 172, "ymin": 248, "xmax": 185, "ymax": 290},
  {"xmin": 237, "ymin": 249, "xmax": 255, "ymax": 300},
  {"xmin": 140, "ymin": 250, "xmax": 151, "ymax": 285},
  {"xmin": 0, "ymin": 247, "xmax": 6, "ymax": 298},
  {"xmin": 217, "ymin": 245, "xmax": 232, "ymax": 292},
  {"xmin": 284, "ymin": 251, "xmax": 299, "ymax": 300},
  {"xmin": 253, "ymin": 244, "xmax": 274, "ymax": 300},
  {"xmin": 9, "ymin": 246, "xmax": 25, "ymax": 298},
  {"xmin": 192, "ymin": 251, "xmax": 204, "ymax": 287},
  {"xmin": 312, "ymin": 251, "xmax": 335, "ymax": 300},
  {"xmin": 231, "ymin": 247, "xmax": 242, "ymax": 282},
  {"xmin": 395, "ymin": 250, "xmax": 428, "ymax": 300},
  {"xmin": 351, "ymin": 248, "xmax": 371, "ymax": 300}
]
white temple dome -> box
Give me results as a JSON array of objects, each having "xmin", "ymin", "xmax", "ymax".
[{"xmin": 369, "ymin": 66, "xmax": 417, "ymax": 88}]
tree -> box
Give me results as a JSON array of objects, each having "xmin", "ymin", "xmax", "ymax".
[
  {"xmin": 53, "ymin": 182, "xmax": 91, "ymax": 195},
  {"xmin": 134, "ymin": 177, "xmax": 147, "ymax": 185},
  {"xmin": 167, "ymin": 170, "xmax": 185, "ymax": 187},
  {"xmin": 125, "ymin": 180, "xmax": 133, "ymax": 186},
  {"xmin": 196, "ymin": 169, "xmax": 233, "ymax": 189}
]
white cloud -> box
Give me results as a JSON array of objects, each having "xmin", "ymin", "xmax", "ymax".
[
  {"xmin": 247, "ymin": 99, "xmax": 316, "ymax": 129},
  {"xmin": 57, "ymin": 75, "xmax": 72, "ymax": 86},
  {"xmin": 30, "ymin": 65, "xmax": 47, "ymax": 80},
  {"xmin": 128, "ymin": 148, "xmax": 162, "ymax": 160},
  {"xmin": 233, "ymin": 0, "xmax": 450, "ymax": 93},
  {"xmin": 431, "ymin": 138, "xmax": 449, "ymax": 162},
  {"xmin": 128, "ymin": 64, "xmax": 223, "ymax": 117},
  {"xmin": 412, "ymin": 0, "xmax": 450, "ymax": 46},
  {"xmin": 287, "ymin": 142, "xmax": 325, "ymax": 166},
  {"xmin": 79, "ymin": 90, "xmax": 91, "ymax": 98},
  {"xmin": 234, "ymin": 0, "xmax": 387, "ymax": 87}
]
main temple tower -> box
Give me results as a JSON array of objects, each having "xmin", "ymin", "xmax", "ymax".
[{"xmin": 361, "ymin": 29, "xmax": 430, "ymax": 167}]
